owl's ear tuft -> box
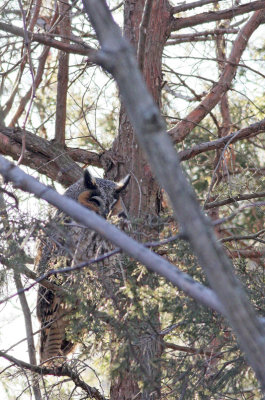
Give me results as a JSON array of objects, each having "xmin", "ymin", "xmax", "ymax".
[
  {"xmin": 84, "ymin": 170, "xmax": 97, "ymax": 190},
  {"xmin": 115, "ymin": 174, "xmax": 131, "ymax": 194}
]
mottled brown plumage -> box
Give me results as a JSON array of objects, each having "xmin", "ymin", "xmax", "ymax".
[{"xmin": 35, "ymin": 170, "xmax": 130, "ymax": 364}]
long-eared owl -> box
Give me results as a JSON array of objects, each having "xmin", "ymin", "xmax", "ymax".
[{"xmin": 35, "ymin": 170, "xmax": 130, "ymax": 364}]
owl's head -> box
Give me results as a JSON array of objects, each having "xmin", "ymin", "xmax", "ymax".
[{"xmin": 77, "ymin": 170, "xmax": 130, "ymax": 219}]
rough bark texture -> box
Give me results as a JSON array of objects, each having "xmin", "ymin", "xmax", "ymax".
[
  {"xmin": 106, "ymin": 1, "xmax": 172, "ymax": 398},
  {"xmin": 107, "ymin": 0, "xmax": 172, "ymax": 217}
]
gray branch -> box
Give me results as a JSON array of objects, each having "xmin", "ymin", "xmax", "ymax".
[
  {"xmin": 0, "ymin": 155, "xmax": 223, "ymax": 315},
  {"xmin": 81, "ymin": 0, "xmax": 265, "ymax": 390}
]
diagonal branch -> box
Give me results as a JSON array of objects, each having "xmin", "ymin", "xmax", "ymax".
[
  {"xmin": 205, "ymin": 192, "xmax": 265, "ymax": 210},
  {"xmin": 81, "ymin": 0, "xmax": 265, "ymax": 389},
  {"xmin": 172, "ymin": 0, "xmax": 225, "ymax": 14},
  {"xmin": 0, "ymin": 125, "xmax": 84, "ymax": 186},
  {"xmin": 0, "ymin": 22, "xmax": 95, "ymax": 57},
  {"xmin": 178, "ymin": 118, "xmax": 265, "ymax": 162},
  {"xmin": 0, "ymin": 155, "xmax": 224, "ymax": 315},
  {"xmin": 0, "ymin": 125, "xmax": 103, "ymax": 184},
  {"xmin": 170, "ymin": 0, "xmax": 265, "ymax": 31},
  {"xmin": 168, "ymin": 10, "xmax": 265, "ymax": 144},
  {"xmin": 0, "ymin": 350, "xmax": 107, "ymax": 400}
]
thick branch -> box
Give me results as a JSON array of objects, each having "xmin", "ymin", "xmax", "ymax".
[
  {"xmin": 168, "ymin": 10, "xmax": 265, "ymax": 143},
  {"xmin": 171, "ymin": 0, "xmax": 265, "ymax": 31},
  {"xmin": 0, "ymin": 155, "xmax": 224, "ymax": 315},
  {"xmin": 0, "ymin": 126, "xmax": 92, "ymax": 186},
  {"xmin": 81, "ymin": 0, "xmax": 265, "ymax": 389}
]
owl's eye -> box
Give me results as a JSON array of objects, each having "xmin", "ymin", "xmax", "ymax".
[{"xmin": 90, "ymin": 196, "xmax": 104, "ymax": 207}]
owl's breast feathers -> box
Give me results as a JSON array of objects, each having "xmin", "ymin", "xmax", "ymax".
[{"xmin": 35, "ymin": 170, "xmax": 130, "ymax": 364}]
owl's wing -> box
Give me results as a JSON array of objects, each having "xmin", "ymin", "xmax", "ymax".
[
  {"xmin": 37, "ymin": 287, "xmax": 68, "ymax": 363},
  {"xmin": 36, "ymin": 217, "xmax": 75, "ymax": 364}
]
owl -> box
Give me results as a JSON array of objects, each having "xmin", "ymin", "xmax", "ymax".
[{"xmin": 35, "ymin": 170, "xmax": 130, "ymax": 364}]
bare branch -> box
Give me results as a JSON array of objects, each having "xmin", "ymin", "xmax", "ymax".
[
  {"xmin": 172, "ymin": 0, "xmax": 225, "ymax": 14},
  {"xmin": 213, "ymin": 201, "xmax": 265, "ymax": 226},
  {"xmin": 220, "ymin": 229, "xmax": 265, "ymax": 244},
  {"xmin": 0, "ymin": 351, "xmax": 108, "ymax": 400},
  {"xmin": 177, "ymin": 118, "xmax": 265, "ymax": 163},
  {"xmin": 205, "ymin": 191, "xmax": 265, "ymax": 210},
  {"xmin": 0, "ymin": 155, "xmax": 224, "ymax": 315},
  {"xmin": 170, "ymin": 0, "xmax": 265, "ymax": 32},
  {"xmin": 0, "ymin": 126, "xmax": 103, "ymax": 183},
  {"xmin": 9, "ymin": 47, "xmax": 50, "ymax": 127},
  {"xmin": 168, "ymin": 10, "xmax": 265, "ymax": 143},
  {"xmin": 0, "ymin": 125, "xmax": 83, "ymax": 186},
  {"xmin": 16, "ymin": 0, "xmax": 37, "ymax": 165},
  {"xmin": 81, "ymin": 0, "xmax": 265, "ymax": 389},
  {"xmin": 166, "ymin": 27, "xmax": 239, "ymax": 45},
  {"xmin": 0, "ymin": 21, "xmax": 95, "ymax": 57}
]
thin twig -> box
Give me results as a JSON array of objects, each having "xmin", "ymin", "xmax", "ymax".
[
  {"xmin": 0, "ymin": 351, "xmax": 108, "ymax": 400},
  {"xmin": 204, "ymin": 191, "xmax": 265, "ymax": 210},
  {"xmin": 0, "ymin": 233, "xmax": 185, "ymax": 304},
  {"xmin": 17, "ymin": 0, "xmax": 36, "ymax": 165},
  {"xmin": 213, "ymin": 201, "xmax": 265, "ymax": 226},
  {"xmin": 220, "ymin": 229, "xmax": 265, "ymax": 243}
]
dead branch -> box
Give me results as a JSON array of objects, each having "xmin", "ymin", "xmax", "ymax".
[
  {"xmin": 0, "ymin": 351, "xmax": 108, "ymax": 400},
  {"xmin": 220, "ymin": 229, "xmax": 265, "ymax": 244},
  {"xmin": 172, "ymin": 0, "xmax": 225, "ymax": 14},
  {"xmin": 168, "ymin": 10, "xmax": 265, "ymax": 143},
  {"xmin": 0, "ymin": 155, "xmax": 224, "ymax": 314},
  {"xmin": 165, "ymin": 342, "xmax": 222, "ymax": 359},
  {"xmin": 9, "ymin": 47, "xmax": 50, "ymax": 127},
  {"xmin": 178, "ymin": 118, "xmax": 265, "ymax": 161},
  {"xmin": 0, "ymin": 125, "xmax": 83, "ymax": 186},
  {"xmin": 0, "ymin": 126, "xmax": 103, "ymax": 184},
  {"xmin": 0, "ymin": 21, "xmax": 95, "ymax": 57},
  {"xmin": 213, "ymin": 201, "xmax": 265, "ymax": 226},
  {"xmin": 171, "ymin": 0, "xmax": 265, "ymax": 31},
  {"xmin": 81, "ymin": 0, "xmax": 265, "ymax": 389},
  {"xmin": 204, "ymin": 191, "xmax": 265, "ymax": 210}
]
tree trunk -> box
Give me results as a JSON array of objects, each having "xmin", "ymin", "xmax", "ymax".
[
  {"xmin": 107, "ymin": 1, "xmax": 171, "ymax": 398},
  {"xmin": 107, "ymin": 0, "xmax": 172, "ymax": 217}
]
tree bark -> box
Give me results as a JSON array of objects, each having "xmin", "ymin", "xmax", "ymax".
[
  {"xmin": 107, "ymin": 0, "xmax": 172, "ymax": 217},
  {"xmin": 106, "ymin": 1, "xmax": 172, "ymax": 398}
]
